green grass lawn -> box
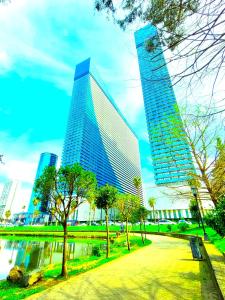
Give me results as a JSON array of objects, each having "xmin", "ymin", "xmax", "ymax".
[{"xmin": 0, "ymin": 235, "xmax": 151, "ymax": 300}]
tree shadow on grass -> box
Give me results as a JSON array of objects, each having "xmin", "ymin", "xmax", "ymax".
[{"xmin": 199, "ymin": 260, "xmax": 221, "ymax": 300}]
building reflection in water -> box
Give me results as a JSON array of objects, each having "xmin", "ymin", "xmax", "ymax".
[{"xmin": 0, "ymin": 238, "xmax": 98, "ymax": 280}]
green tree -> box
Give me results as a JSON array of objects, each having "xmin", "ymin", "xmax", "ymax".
[
  {"xmin": 95, "ymin": 184, "xmax": 118, "ymax": 258},
  {"xmin": 133, "ymin": 176, "xmax": 142, "ymax": 202},
  {"xmin": 5, "ymin": 210, "xmax": 11, "ymax": 222},
  {"xmin": 189, "ymin": 198, "xmax": 201, "ymax": 228},
  {"xmin": 33, "ymin": 209, "xmax": 40, "ymax": 219},
  {"xmin": 86, "ymin": 190, "xmax": 96, "ymax": 225},
  {"xmin": 160, "ymin": 104, "xmax": 223, "ymax": 207},
  {"xmin": 32, "ymin": 197, "xmax": 40, "ymax": 224},
  {"xmin": 34, "ymin": 163, "xmax": 97, "ymax": 277},
  {"xmin": 211, "ymin": 138, "xmax": 225, "ymax": 201},
  {"xmin": 116, "ymin": 193, "xmax": 140, "ymax": 251},
  {"xmin": 148, "ymin": 197, "xmax": 156, "ymax": 223},
  {"xmin": 133, "ymin": 206, "xmax": 149, "ymax": 243},
  {"xmin": 205, "ymin": 198, "xmax": 225, "ymax": 237},
  {"xmin": 187, "ymin": 177, "xmax": 204, "ymax": 216}
]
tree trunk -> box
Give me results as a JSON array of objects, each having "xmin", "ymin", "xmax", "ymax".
[
  {"xmin": 140, "ymin": 221, "xmax": 144, "ymax": 244},
  {"xmin": 190, "ymin": 142, "xmax": 217, "ymax": 206},
  {"xmin": 126, "ymin": 218, "xmax": 130, "ymax": 251},
  {"xmin": 93, "ymin": 209, "xmax": 96, "ymax": 222},
  {"xmin": 100, "ymin": 209, "xmax": 103, "ymax": 224},
  {"xmin": 153, "ymin": 207, "xmax": 156, "ymax": 223},
  {"xmin": 89, "ymin": 206, "xmax": 92, "ymax": 226},
  {"xmin": 105, "ymin": 209, "xmax": 110, "ymax": 258},
  {"xmin": 143, "ymin": 220, "xmax": 146, "ymax": 241},
  {"xmin": 49, "ymin": 243, "xmax": 53, "ymax": 264},
  {"xmin": 61, "ymin": 222, "xmax": 68, "ymax": 277}
]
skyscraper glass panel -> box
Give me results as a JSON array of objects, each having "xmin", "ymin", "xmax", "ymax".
[
  {"xmin": 0, "ymin": 180, "xmax": 19, "ymax": 218},
  {"xmin": 27, "ymin": 152, "xmax": 58, "ymax": 214},
  {"xmin": 62, "ymin": 58, "xmax": 142, "ymax": 196},
  {"xmin": 135, "ymin": 25, "xmax": 194, "ymax": 185}
]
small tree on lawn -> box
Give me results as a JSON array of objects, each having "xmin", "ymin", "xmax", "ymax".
[
  {"xmin": 33, "ymin": 209, "xmax": 40, "ymax": 221},
  {"xmin": 148, "ymin": 197, "xmax": 156, "ymax": 223},
  {"xmin": 133, "ymin": 176, "xmax": 142, "ymax": 202},
  {"xmin": 19, "ymin": 205, "xmax": 26, "ymax": 224},
  {"xmin": 92, "ymin": 202, "xmax": 96, "ymax": 223},
  {"xmin": 5, "ymin": 210, "xmax": 11, "ymax": 222},
  {"xmin": 134, "ymin": 206, "xmax": 149, "ymax": 244},
  {"xmin": 86, "ymin": 190, "xmax": 96, "ymax": 225},
  {"xmin": 205, "ymin": 198, "xmax": 225, "ymax": 237},
  {"xmin": 116, "ymin": 193, "xmax": 139, "ymax": 251},
  {"xmin": 32, "ymin": 197, "xmax": 40, "ymax": 224},
  {"xmin": 34, "ymin": 163, "xmax": 97, "ymax": 277},
  {"xmin": 95, "ymin": 184, "xmax": 118, "ymax": 258}
]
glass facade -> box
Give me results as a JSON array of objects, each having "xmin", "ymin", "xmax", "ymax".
[
  {"xmin": 0, "ymin": 180, "xmax": 19, "ymax": 218},
  {"xmin": 135, "ymin": 25, "xmax": 195, "ymax": 185},
  {"xmin": 62, "ymin": 58, "xmax": 142, "ymax": 197},
  {"xmin": 27, "ymin": 152, "xmax": 58, "ymax": 214}
]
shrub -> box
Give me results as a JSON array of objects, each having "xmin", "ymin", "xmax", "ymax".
[
  {"xmin": 92, "ymin": 246, "xmax": 101, "ymax": 257},
  {"xmin": 167, "ymin": 224, "xmax": 172, "ymax": 232},
  {"xmin": 205, "ymin": 198, "xmax": 225, "ymax": 237},
  {"xmin": 178, "ymin": 222, "xmax": 189, "ymax": 232}
]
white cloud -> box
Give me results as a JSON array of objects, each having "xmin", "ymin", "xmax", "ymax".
[
  {"xmin": 0, "ymin": 50, "xmax": 12, "ymax": 73},
  {"xmin": 0, "ymin": 0, "xmax": 75, "ymax": 92}
]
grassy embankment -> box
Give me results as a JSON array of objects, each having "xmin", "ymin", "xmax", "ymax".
[
  {"xmin": 0, "ymin": 235, "xmax": 151, "ymax": 300},
  {"xmin": 0, "ymin": 224, "xmax": 224, "ymax": 253}
]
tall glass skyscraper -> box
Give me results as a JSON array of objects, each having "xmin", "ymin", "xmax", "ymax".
[
  {"xmin": 62, "ymin": 58, "xmax": 142, "ymax": 197},
  {"xmin": 135, "ymin": 25, "xmax": 194, "ymax": 185},
  {"xmin": 27, "ymin": 152, "xmax": 58, "ymax": 214}
]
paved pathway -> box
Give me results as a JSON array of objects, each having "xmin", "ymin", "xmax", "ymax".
[{"xmin": 27, "ymin": 235, "xmax": 219, "ymax": 300}]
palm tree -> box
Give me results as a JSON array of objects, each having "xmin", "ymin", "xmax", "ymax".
[
  {"xmin": 91, "ymin": 202, "xmax": 96, "ymax": 223},
  {"xmin": 148, "ymin": 197, "xmax": 157, "ymax": 223},
  {"xmin": 86, "ymin": 191, "xmax": 96, "ymax": 225},
  {"xmin": 5, "ymin": 210, "xmax": 11, "ymax": 222},
  {"xmin": 116, "ymin": 193, "xmax": 139, "ymax": 251},
  {"xmin": 33, "ymin": 209, "xmax": 40, "ymax": 220},
  {"xmin": 133, "ymin": 176, "xmax": 142, "ymax": 202},
  {"xmin": 32, "ymin": 198, "xmax": 40, "ymax": 224},
  {"xmin": 95, "ymin": 184, "xmax": 118, "ymax": 258}
]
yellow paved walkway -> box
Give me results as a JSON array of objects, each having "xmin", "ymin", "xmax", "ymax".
[{"xmin": 27, "ymin": 235, "xmax": 219, "ymax": 300}]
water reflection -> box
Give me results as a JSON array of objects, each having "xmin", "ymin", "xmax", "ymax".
[{"xmin": 0, "ymin": 238, "xmax": 100, "ymax": 280}]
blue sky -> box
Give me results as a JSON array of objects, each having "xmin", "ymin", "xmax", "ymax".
[{"xmin": 0, "ymin": 0, "xmax": 154, "ymax": 208}]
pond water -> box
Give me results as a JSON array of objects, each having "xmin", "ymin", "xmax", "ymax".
[{"xmin": 0, "ymin": 237, "xmax": 103, "ymax": 280}]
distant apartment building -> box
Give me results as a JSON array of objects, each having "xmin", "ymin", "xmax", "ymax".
[
  {"xmin": 62, "ymin": 58, "xmax": 143, "ymax": 219},
  {"xmin": 0, "ymin": 180, "xmax": 19, "ymax": 219}
]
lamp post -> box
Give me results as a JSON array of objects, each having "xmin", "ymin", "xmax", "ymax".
[{"xmin": 191, "ymin": 186, "xmax": 209, "ymax": 241}]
